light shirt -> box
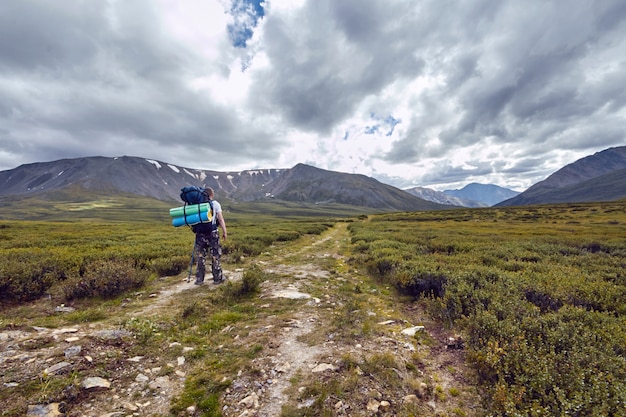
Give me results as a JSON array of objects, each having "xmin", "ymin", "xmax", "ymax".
[{"xmin": 211, "ymin": 200, "xmax": 222, "ymax": 226}]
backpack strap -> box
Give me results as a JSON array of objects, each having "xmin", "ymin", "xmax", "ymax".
[
  {"xmin": 183, "ymin": 202, "xmax": 191, "ymax": 227},
  {"xmin": 207, "ymin": 200, "xmax": 216, "ymax": 229}
]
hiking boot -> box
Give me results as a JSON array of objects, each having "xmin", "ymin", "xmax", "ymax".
[
  {"xmin": 194, "ymin": 280, "xmax": 204, "ymax": 285},
  {"xmin": 213, "ymin": 277, "xmax": 225, "ymax": 285}
]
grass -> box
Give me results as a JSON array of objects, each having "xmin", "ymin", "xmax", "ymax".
[{"xmin": 1, "ymin": 200, "xmax": 625, "ymax": 416}]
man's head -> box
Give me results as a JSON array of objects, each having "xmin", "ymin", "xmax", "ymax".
[{"xmin": 204, "ymin": 187, "xmax": 215, "ymax": 199}]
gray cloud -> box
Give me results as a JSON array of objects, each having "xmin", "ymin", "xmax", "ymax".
[
  {"xmin": 0, "ymin": 0, "xmax": 624, "ymax": 191},
  {"xmin": 0, "ymin": 0, "xmax": 285, "ymax": 171},
  {"xmin": 381, "ymin": 1, "xmax": 626, "ymax": 184},
  {"xmin": 250, "ymin": 0, "xmax": 425, "ymax": 133}
]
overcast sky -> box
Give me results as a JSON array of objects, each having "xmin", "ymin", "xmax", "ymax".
[{"xmin": 1, "ymin": 0, "xmax": 625, "ymax": 191}]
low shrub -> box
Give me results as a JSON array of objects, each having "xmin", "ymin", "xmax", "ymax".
[
  {"xmin": 220, "ymin": 264, "xmax": 264, "ymax": 301},
  {"xmin": 62, "ymin": 259, "xmax": 149, "ymax": 300},
  {"xmin": 0, "ymin": 251, "xmax": 63, "ymax": 302},
  {"xmin": 399, "ymin": 271, "xmax": 448, "ymax": 298},
  {"xmin": 151, "ymin": 255, "xmax": 189, "ymax": 276}
]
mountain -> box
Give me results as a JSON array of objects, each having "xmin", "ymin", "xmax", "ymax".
[
  {"xmin": 404, "ymin": 186, "xmax": 488, "ymax": 208},
  {"xmin": 0, "ymin": 156, "xmax": 450, "ymax": 213},
  {"xmin": 443, "ymin": 183, "xmax": 520, "ymax": 206},
  {"xmin": 263, "ymin": 163, "xmax": 449, "ymax": 211},
  {"xmin": 0, "ymin": 156, "xmax": 283, "ymax": 203},
  {"xmin": 497, "ymin": 146, "xmax": 626, "ymax": 206}
]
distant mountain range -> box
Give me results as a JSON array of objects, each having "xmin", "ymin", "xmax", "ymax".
[
  {"xmin": 496, "ymin": 146, "xmax": 626, "ymax": 206},
  {"xmin": 1, "ymin": 145, "xmax": 625, "ymax": 216},
  {"xmin": 405, "ymin": 183, "xmax": 521, "ymax": 207},
  {"xmin": 443, "ymin": 183, "xmax": 521, "ymax": 206},
  {"xmin": 0, "ymin": 157, "xmax": 450, "ymax": 213},
  {"xmin": 404, "ymin": 186, "xmax": 490, "ymax": 208}
]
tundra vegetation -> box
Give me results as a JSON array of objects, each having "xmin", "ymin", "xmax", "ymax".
[
  {"xmin": 0, "ymin": 200, "xmax": 625, "ymax": 416},
  {"xmin": 349, "ymin": 202, "xmax": 626, "ymax": 415}
]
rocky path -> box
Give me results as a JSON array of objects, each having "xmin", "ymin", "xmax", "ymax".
[
  {"xmin": 216, "ymin": 224, "xmax": 474, "ymax": 416},
  {"xmin": 1, "ymin": 223, "xmax": 477, "ymax": 416}
]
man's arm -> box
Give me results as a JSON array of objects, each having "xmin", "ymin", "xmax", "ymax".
[{"xmin": 216, "ymin": 212, "xmax": 227, "ymax": 240}]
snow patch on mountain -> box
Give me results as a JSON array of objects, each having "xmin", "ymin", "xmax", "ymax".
[{"xmin": 146, "ymin": 159, "xmax": 162, "ymax": 169}]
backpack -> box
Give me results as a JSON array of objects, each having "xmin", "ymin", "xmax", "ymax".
[
  {"xmin": 180, "ymin": 186, "xmax": 208, "ymax": 205},
  {"xmin": 179, "ymin": 186, "xmax": 216, "ymax": 232}
]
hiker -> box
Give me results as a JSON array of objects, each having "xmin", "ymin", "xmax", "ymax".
[{"xmin": 192, "ymin": 187, "xmax": 227, "ymax": 285}]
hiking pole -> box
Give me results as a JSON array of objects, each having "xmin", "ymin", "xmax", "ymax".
[{"xmin": 187, "ymin": 242, "xmax": 196, "ymax": 283}]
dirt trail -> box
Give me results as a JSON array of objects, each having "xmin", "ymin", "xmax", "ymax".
[
  {"xmin": 242, "ymin": 226, "xmax": 345, "ymax": 416},
  {"xmin": 222, "ymin": 224, "xmax": 475, "ymax": 416}
]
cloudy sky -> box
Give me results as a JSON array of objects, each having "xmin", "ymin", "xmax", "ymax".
[{"xmin": 1, "ymin": 0, "xmax": 625, "ymax": 191}]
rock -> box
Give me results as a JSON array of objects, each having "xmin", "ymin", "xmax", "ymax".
[
  {"xmin": 123, "ymin": 402, "xmax": 139, "ymax": 411},
  {"xmin": 367, "ymin": 399, "xmax": 380, "ymax": 412},
  {"xmin": 380, "ymin": 400, "xmax": 390, "ymax": 409},
  {"xmin": 55, "ymin": 327, "xmax": 78, "ymax": 334},
  {"xmin": 311, "ymin": 363, "xmax": 338, "ymax": 373},
  {"xmin": 401, "ymin": 326, "xmax": 425, "ymax": 336},
  {"xmin": 276, "ymin": 362, "xmax": 291, "ymax": 373},
  {"xmin": 92, "ymin": 329, "xmax": 132, "ymax": 340},
  {"xmin": 185, "ymin": 405, "xmax": 196, "ymax": 415},
  {"xmin": 238, "ymin": 392, "xmax": 259, "ymax": 409},
  {"xmin": 177, "ymin": 356, "xmax": 185, "ymax": 366},
  {"xmin": 81, "ymin": 376, "xmax": 111, "ymax": 390},
  {"xmin": 272, "ymin": 290, "xmax": 311, "ymax": 299},
  {"xmin": 127, "ymin": 356, "xmax": 144, "ymax": 362},
  {"xmin": 26, "ymin": 403, "xmax": 62, "ymax": 417},
  {"xmin": 377, "ymin": 320, "xmax": 395, "ymax": 325},
  {"xmin": 148, "ymin": 376, "xmax": 170, "ymax": 390},
  {"xmin": 403, "ymin": 394, "xmax": 419, "ymax": 405},
  {"xmin": 54, "ymin": 305, "xmax": 75, "ymax": 313},
  {"xmin": 135, "ymin": 373, "xmax": 149, "ymax": 383},
  {"xmin": 64, "ymin": 345, "xmax": 81, "ymax": 358},
  {"xmin": 44, "ymin": 361, "xmax": 71, "ymax": 375}
]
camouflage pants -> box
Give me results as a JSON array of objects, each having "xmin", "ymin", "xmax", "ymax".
[{"xmin": 194, "ymin": 230, "xmax": 223, "ymax": 282}]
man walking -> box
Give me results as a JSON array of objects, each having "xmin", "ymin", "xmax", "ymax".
[{"xmin": 192, "ymin": 187, "xmax": 227, "ymax": 285}]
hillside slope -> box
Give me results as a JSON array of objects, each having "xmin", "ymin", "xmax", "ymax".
[
  {"xmin": 497, "ymin": 146, "xmax": 626, "ymax": 206},
  {"xmin": 500, "ymin": 167, "xmax": 626, "ymax": 206},
  {"xmin": 265, "ymin": 163, "xmax": 448, "ymax": 211}
]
